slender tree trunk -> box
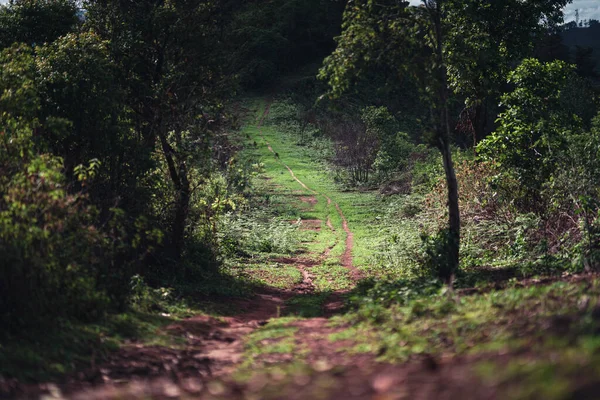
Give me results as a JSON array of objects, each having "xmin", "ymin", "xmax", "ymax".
[
  {"xmin": 158, "ymin": 127, "xmax": 189, "ymax": 264},
  {"xmin": 172, "ymin": 165, "xmax": 190, "ymax": 263},
  {"xmin": 440, "ymin": 135, "xmax": 460, "ymax": 283},
  {"xmin": 431, "ymin": 0, "xmax": 460, "ymax": 284}
]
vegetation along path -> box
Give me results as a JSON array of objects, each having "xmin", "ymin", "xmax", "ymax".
[
  {"xmin": 3, "ymin": 0, "xmax": 600, "ymax": 398},
  {"xmin": 9, "ymin": 93, "xmax": 600, "ymax": 400},
  {"xmin": 13, "ymin": 99, "xmax": 379, "ymax": 399}
]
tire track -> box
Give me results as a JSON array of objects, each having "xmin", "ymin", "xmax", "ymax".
[{"xmin": 256, "ymin": 101, "xmax": 360, "ymax": 280}]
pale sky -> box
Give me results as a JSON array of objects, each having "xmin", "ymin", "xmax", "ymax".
[
  {"xmin": 406, "ymin": 0, "xmax": 600, "ymax": 22},
  {"xmin": 562, "ymin": 0, "xmax": 600, "ymax": 22}
]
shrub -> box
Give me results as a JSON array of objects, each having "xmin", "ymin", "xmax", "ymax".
[
  {"xmin": 218, "ymin": 211, "xmax": 300, "ymax": 257},
  {"xmin": 419, "ymin": 228, "xmax": 459, "ymax": 282},
  {"xmin": 0, "ymin": 152, "xmax": 109, "ymax": 327},
  {"xmin": 478, "ymin": 59, "xmax": 596, "ymax": 211},
  {"xmin": 0, "ymin": 121, "xmax": 162, "ymax": 329}
]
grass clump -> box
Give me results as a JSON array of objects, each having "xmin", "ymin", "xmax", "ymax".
[
  {"xmin": 340, "ymin": 278, "xmax": 600, "ymax": 363},
  {"xmin": 237, "ymin": 318, "xmax": 303, "ymax": 373}
]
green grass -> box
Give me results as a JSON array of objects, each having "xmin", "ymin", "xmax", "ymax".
[
  {"xmin": 243, "ymin": 99, "xmax": 395, "ymax": 284},
  {"xmin": 243, "ymin": 261, "xmax": 304, "ymax": 289},
  {"xmin": 332, "ymin": 278, "xmax": 600, "ymax": 362},
  {"xmin": 284, "ymin": 293, "xmax": 332, "ymax": 318},
  {"xmin": 236, "ymin": 317, "xmax": 305, "ymax": 374},
  {"xmin": 476, "ymin": 333, "xmax": 600, "ymax": 399}
]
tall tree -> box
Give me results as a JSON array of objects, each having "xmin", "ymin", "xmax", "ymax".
[
  {"xmin": 85, "ymin": 0, "xmax": 231, "ymax": 265},
  {"xmin": 321, "ymin": 0, "xmax": 570, "ymax": 284}
]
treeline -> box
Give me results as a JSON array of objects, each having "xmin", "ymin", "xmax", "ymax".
[{"xmin": 0, "ymin": 0, "xmax": 344, "ymax": 330}]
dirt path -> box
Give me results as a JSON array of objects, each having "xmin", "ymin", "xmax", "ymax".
[
  {"xmin": 14, "ymin": 282, "xmax": 317, "ymax": 399},
  {"xmin": 6, "ymin": 101, "xmax": 375, "ymax": 400},
  {"xmin": 256, "ymin": 102, "xmax": 358, "ymax": 281}
]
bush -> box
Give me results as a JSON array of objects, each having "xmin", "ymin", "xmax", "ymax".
[
  {"xmin": 0, "ymin": 152, "xmax": 109, "ymax": 327},
  {"xmin": 478, "ymin": 59, "xmax": 596, "ymax": 211},
  {"xmin": 218, "ymin": 211, "xmax": 300, "ymax": 257},
  {"xmin": 549, "ymin": 113, "xmax": 600, "ymax": 268},
  {"xmin": 419, "ymin": 228, "xmax": 460, "ymax": 282},
  {"xmin": 0, "ymin": 121, "xmax": 161, "ymax": 329}
]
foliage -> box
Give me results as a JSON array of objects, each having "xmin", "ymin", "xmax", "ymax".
[
  {"xmin": 0, "ymin": 0, "xmax": 79, "ymax": 49},
  {"xmin": 419, "ymin": 228, "xmax": 459, "ymax": 282},
  {"xmin": 0, "ymin": 147, "xmax": 105, "ymax": 326},
  {"xmin": 478, "ymin": 59, "xmax": 596, "ymax": 209},
  {"xmin": 34, "ymin": 32, "xmax": 128, "ymax": 171},
  {"xmin": 225, "ymin": 0, "xmax": 344, "ymax": 88},
  {"xmin": 330, "ymin": 106, "xmax": 414, "ymax": 186},
  {"xmin": 550, "ymin": 113, "xmax": 600, "ymax": 269},
  {"xmin": 219, "ymin": 211, "xmax": 300, "ymax": 257},
  {"xmin": 0, "ymin": 44, "xmax": 39, "ymax": 120},
  {"xmin": 443, "ymin": 0, "xmax": 569, "ymax": 102},
  {"xmin": 364, "ymin": 106, "xmax": 413, "ymax": 177}
]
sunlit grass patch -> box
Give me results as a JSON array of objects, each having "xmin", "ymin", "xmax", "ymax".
[
  {"xmin": 236, "ymin": 317, "xmax": 307, "ymax": 374},
  {"xmin": 311, "ymin": 263, "xmax": 355, "ymax": 291},
  {"xmin": 284, "ymin": 293, "xmax": 331, "ymax": 318},
  {"xmin": 337, "ymin": 279, "xmax": 600, "ymax": 364}
]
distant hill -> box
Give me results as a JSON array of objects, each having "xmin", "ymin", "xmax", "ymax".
[{"xmin": 561, "ymin": 22, "xmax": 600, "ymax": 76}]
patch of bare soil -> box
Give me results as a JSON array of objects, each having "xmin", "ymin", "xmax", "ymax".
[
  {"xmin": 334, "ymin": 204, "xmax": 359, "ymax": 280},
  {"xmin": 48, "ymin": 320, "xmax": 498, "ymax": 400},
  {"xmin": 326, "ymin": 216, "xmax": 334, "ymax": 231},
  {"xmin": 299, "ymin": 196, "xmax": 318, "ymax": 206},
  {"xmin": 297, "ymin": 219, "xmax": 322, "ymax": 231}
]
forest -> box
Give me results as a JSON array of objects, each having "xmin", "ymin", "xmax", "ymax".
[{"xmin": 1, "ymin": 0, "xmax": 600, "ymax": 398}]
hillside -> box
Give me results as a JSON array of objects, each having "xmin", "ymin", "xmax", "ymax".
[{"xmin": 562, "ymin": 23, "xmax": 600, "ymax": 74}]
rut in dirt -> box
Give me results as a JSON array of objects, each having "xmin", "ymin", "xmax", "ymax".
[{"xmin": 256, "ymin": 101, "xmax": 360, "ymax": 281}]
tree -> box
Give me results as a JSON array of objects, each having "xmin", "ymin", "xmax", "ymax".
[
  {"xmin": 332, "ymin": 119, "xmax": 379, "ymax": 184},
  {"xmin": 477, "ymin": 59, "xmax": 596, "ymax": 210},
  {"xmin": 320, "ymin": 0, "xmax": 570, "ymax": 284},
  {"xmin": 321, "ymin": 0, "xmax": 460, "ymax": 283},
  {"xmin": 0, "ymin": 0, "xmax": 79, "ymax": 49},
  {"xmin": 34, "ymin": 32, "xmax": 128, "ymax": 175},
  {"xmin": 85, "ymin": 0, "xmax": 232, "ymax": 266}
]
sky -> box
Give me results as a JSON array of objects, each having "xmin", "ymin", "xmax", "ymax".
[
  {"xmin": 562, "ymin": 0, "xmax": 600, "ymax": 22},
  {"xmin": 405, "ymin": 0, "xmax": 600, "ymax": 22},
  {"xmin": 0, "ymin": 0, "xmax": 598, "ymax": 23}
]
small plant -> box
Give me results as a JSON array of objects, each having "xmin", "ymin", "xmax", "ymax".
[
  {"xmin": 218, "ymin": 211, "xmax": 300, "ymax": 257},
  {"xmin": 420, "ymin": 228, "xmax": 459, "ymax": 283},
  {"xmin": 129, "ymin": 275, "xmax": 173, "ymax": 313}
]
